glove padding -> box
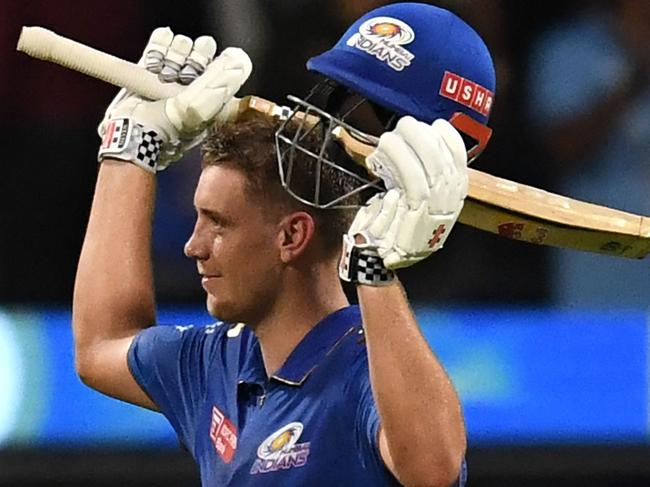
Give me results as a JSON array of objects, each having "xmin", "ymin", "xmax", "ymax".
[
  {"xmin": 347, "ymin": 116, "xmax": 468, "ymax": 270},
  {"xmin": 98, "ymin": 27, "xmax": 252, "ymax": 172}
]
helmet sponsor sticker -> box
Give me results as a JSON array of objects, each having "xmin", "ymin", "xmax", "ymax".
[
  {"xmin": 439, "ymin": 71, "xmax": 494, "ymax": 116},
  {"xmin": 250, "ymin": 422, "xmax": 311, "ymax": 474},
  {"xmin": 346, "ymin": 16, "xmax": 415, "ymax": 71}
]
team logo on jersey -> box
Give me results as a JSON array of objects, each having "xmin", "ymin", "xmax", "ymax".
[
  {"xmin": 250, "ymin": 422, "xmax": 311, "ymax": 474},
  {"xmin": 346, "ymin": 16, "xmax": 415, "ymax": 71},
  {"xmin": 210, "ymin": 406, "xmax": 238, "ymax": 464},
  {"xmin": 439, "ymin": 71, "xmax": 494, "ymax": 117}
]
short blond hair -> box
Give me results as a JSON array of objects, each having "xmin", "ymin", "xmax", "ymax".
[{"xmin": 201, "ymin": 116, "xmax": 359, "ymax": 256}]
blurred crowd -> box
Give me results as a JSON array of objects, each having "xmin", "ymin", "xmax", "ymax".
[{"xmin": 1, "ymin": 0, "xmax": 648, "ymax": 308}]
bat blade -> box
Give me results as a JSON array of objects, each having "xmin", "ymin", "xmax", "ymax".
[
  {"xmin": 16, "ymin": 26, "xmax": 650, "ymax": 259},
  {"xmin": 334, "ymin": 125, "xmax": 650, "ymax": 259},
  {"xmin": 461, "ymin": 171, "xmax": 650, "ymax": 259}
]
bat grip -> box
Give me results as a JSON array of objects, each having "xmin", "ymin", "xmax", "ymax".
[{"xmin": 16, "ymin": 26, "xmax": 242, "ymax": 121}]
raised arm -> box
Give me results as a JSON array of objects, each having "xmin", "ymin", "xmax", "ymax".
[
  {"xmin": 358, "ymin": 283, "xmax": 465, "ymax": 487},
  {"xmin": 340, "ymin": 116, "xmax": 469, "ymax": 486},
  {"xmin": 73, "ymin": 161, "xmax": 158, "ymax": 408},
  {"xmin": 72, "ymin": 28, "xmax": 251, "ymax": 409}
]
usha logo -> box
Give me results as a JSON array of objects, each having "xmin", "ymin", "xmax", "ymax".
[
  {"xmin": 347, "ymin": 16, "xmax": 415, "ymax": 71},
  {"xmin": 250, "ymin": 422, "xmax": 311, "ymax": 474},
  {"xmin": 439, "ymin": 71, "xmax": 494, "ymax": 117}
]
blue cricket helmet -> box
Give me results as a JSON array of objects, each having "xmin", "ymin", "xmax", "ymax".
[{"xmin": 307, "ymin": 2, "xmax": 496, "ymax": 126}]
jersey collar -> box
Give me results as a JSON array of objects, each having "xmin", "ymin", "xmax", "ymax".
[{"xmin": 271, "ymin": 305, "xmax": 361, "ymax": 386}]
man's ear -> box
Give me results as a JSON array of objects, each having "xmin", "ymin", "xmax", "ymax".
[{"xmin": 277, "ymin": 212, "xmax": 316, "ymax": 263}]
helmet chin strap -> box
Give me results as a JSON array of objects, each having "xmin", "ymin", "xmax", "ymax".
[{"xmin": 448, "ymin": 112, "xmax": 493, "ymax": 164}]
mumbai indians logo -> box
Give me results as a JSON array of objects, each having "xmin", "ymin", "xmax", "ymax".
[
  {"xmin": 346, "ymin": 16, "xmax": 415, "ymax": 71},
  {"xmin": 250, "ymin": 422, "xmax": 310, "ymax": 474}
]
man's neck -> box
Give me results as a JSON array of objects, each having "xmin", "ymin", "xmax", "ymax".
[{"xmin": 252, "ymin": 264, "xmax": 349, "ymax": 377}]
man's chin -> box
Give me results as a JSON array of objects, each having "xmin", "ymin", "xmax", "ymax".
[
  {"xmin": 206, "ymin": 295, "xmax": 237, "ymax": 322},
  {"xmin": 206, "ymin": 295, "xmax": 222, "ymax": 318}
]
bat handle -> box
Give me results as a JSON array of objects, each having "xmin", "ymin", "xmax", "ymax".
[
  {"xmin": 16, "ymin": 26, "xmax": 243, "ymax": 121},
  {"xmin": 15, "ymin": 26, "xmax": 377, "ymax": 164}
]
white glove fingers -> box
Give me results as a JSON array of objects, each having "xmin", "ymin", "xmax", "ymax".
[
  {"xmin": 143, "ymin": 27, "xmax": 174, "ymax": 72},
  {"xmin": 374, "ymin": 132, "xmax": 429, "ymax": 208},
  {"xmin": 159, "ymin": 34, "xmax": 193, "ymax": 83},
  {"xmin": 366, "ymin": 151, "xmax": 397, "ymax": 190},
  {"xmin": 98, "ymin": 27, "xmax": 173, "ymax": 140},
  {"xmin": 187, "ymin": 47, "xmax": 252, "ymax": 93},
  {"xmin": 394, "ymin": 116, "xmax": 446, "ymax": 188},
  {"xmin": 432, "ymin": 119, "xmax": 468, "ymax": 170},
  {"xmin": 218, "ymin": 47, "xmax": 253, "ymax": 81},
  {"xmin": 180, "ymin": 35, "xmax": 218, "ymax": 85},
  {"xmin": 168, "ymin": 48, "xmax": 252, "ymax": 130},
  {"xmin": 435, "ymin": 119, "xmax": 469, "ymax": 208},
  {"xmin": 176, "ymin": 69, "xmax": 244, "ymax": 127}
]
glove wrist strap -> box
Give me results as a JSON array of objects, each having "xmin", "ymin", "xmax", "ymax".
[
  {"xmin": 339, "ymin": 234, "xmax": 396, "ymax": 286},
  {"xmin": 98, "ymin": 118, "xmax": 163, "ymax": 173}
]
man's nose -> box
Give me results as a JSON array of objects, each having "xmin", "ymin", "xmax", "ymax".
[{"xmin": 184, "ymin": 223, "xmax": 208, "ymax": 260}]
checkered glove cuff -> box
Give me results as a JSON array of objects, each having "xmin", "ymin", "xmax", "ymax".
[
  {"xmin": 98, "ymin": 118, "xmax": 164, "ymax": 173},
  {"xmin": 339, "ymin": 234, "xmax": 396, "ymax": 286}
]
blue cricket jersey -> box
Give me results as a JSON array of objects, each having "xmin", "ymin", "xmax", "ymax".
[{"xmin": 127, "ymin": 305, "xmax": 466, "ymax": 486}]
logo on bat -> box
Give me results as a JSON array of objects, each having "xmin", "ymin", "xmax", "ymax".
[
  {"xmin": 250, "ymin": 422, "xmax": 311, "ymax": 474},
  {"xmin": 346, "ymin": 16, "xmax": 416, "ymax": 71},
  {"xmin": 497, "ymin": 222, "xmax": 549, "ymax": 245}
]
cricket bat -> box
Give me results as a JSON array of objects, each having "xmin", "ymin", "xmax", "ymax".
[{"xmin": 17, "ymin": 27, "xmax": 650, "ymax": 259}]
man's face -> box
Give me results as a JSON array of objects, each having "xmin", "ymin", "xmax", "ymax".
[{"xmin": 184, "ymin": 165, "xmax": 284, "ymax": 323}]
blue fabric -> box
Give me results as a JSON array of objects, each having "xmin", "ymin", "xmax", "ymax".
[
  {"xmin": 308, "ymin": 2, "xmax": 495, "ymax": 125},
  {"xmin": 129, "ymin": 306, "xmax": 460, "ymax": 486}
]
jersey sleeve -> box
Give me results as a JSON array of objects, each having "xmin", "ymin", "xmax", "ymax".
[
  {"xmin": 127, "ymin": 324, "xmax": 225, "ymax": 452},
  {"xmin": 351, "ymin": 350, "xmax": 467, "ymax": 487}
]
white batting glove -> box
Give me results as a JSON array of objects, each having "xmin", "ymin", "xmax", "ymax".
[
  {"xmin": 97, "ymin": 27, "xmax": 252, "ymax": 173},
  {"xmin": 339, "ymin": 116, "xmax": 468, "ymax": 283}
]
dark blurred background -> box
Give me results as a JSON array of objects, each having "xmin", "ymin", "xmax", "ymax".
[{"xmin": 1, "ymin": 0, "xmax": 649, "ymax": 485}]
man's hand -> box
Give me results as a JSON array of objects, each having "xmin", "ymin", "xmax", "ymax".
[
  {"xmin": 342, "ymin": 116, "xmax": 468, "ymax": 279},
  {"xmin": 97, "ymin": 27, "xmax": 252, "ymax": 172},
  {"xmin": 339, "ymin": 116, "xmax": 467, "ymax": 283}
]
